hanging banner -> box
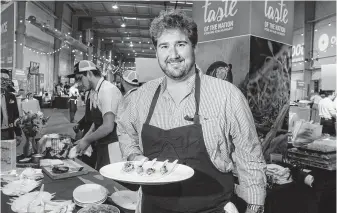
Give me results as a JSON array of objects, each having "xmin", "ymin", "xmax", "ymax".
[
  {"xmin": 1, "ymin": 3, "xmax": 15, "ymax": 69},
  {"xmin": 250, "ymin": 0, "xmax": 294, "ymax": 45},
  {"xmin": 192, "ymin": 0, "xmax": 250, "ymax": 43}
]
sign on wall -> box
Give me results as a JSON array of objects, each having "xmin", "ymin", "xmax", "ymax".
[
  {"xmin": 1, "ymin": 3, "xmax": 15, "ymax": 69},
  {"xmin": 192, "ymin": 0, "xmax": 251, "ymax": 42},
  {"xmin": 29, "ymin": 61, "xmax": 40, "ymax": 75},
  {"xmin": 250, "ymin": 0, "xmax": 294, "ymax": 45}
]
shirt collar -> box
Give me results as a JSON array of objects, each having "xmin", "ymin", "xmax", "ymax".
[
  {"xmin": 94, "ymin": 77, "xmax": 104, "ymax": 92},
  {"xmin": 159, "ymin": 65, "xmax": 202, "ymax": 95},
  {"xmin": 124, "ymin": 88, "xmax": 138, "ymax": 98}
]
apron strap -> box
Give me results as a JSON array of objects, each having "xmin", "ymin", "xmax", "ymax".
[
  {"xmin": 145, "ymin": 85, "xmax": 161, "ymax": 125},
  {"xmin": 193, "ymin": 66, "xmax": 201, "ymax": 124}
]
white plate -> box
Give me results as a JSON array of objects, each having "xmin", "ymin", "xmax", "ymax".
[
  {"xmin": 77, "ymin": 204, "xmax": 120, "ymax": 213},
  {"xmin": 100, "ymin": 161, "xmax": 194, "ymax": 185},
  {"xmin": 110, "ymin": 190, "xmax": 137, "ymax": 210},
  {"xmin": 74, "ymin": 196, "xmax": 107, "ymax": 207},
  {"xmin": 73, "ymin": 184, "xmax": 107, "ymax": 204},
  {"xmin": 2, "ymin": 179, "xmax": 41, "ymax": 196}
]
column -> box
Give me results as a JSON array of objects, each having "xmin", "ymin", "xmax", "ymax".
[
  {"xmin": 303, "ymin": 1, "xmax": 316, "ymax": 97},
  {"xmin": 15, "ymin": 1, "xmax": 26, "ymax": 70},
  {"xmin": 53, "ymin": 1, "xmax": 64, "ymax": 85}
]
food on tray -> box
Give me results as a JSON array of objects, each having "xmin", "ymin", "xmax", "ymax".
[
  {"xmin": 160, "ymin": 160, "xmax": 169, "ymax": 175},
  {"xmin": 122, "ymin": 162, "xmax": 135, "ymax": 173},
  {"xmin": 1, "ymin": 179, "xmax": 42, "ymax": 196},
  {"xmin": 136, "ymin": 158, "xmax": 148, "ymax": 175},
  {"xmin": 146, "ymin": 168, "xmax": 156, "ymax": 175},
  {"xmin": 145, "ymin": 158, "xmax": 157, "ymax": 175},
  {"xmin": 78, "ymin": 204, "xmax": 119, "ymax": 213}
]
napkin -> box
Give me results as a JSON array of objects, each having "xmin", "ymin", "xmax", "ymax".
[
  {"xmin": 266, "ymin": 164, "xmax": 293, "ymax": 185},
  {"xmin": 68, "ymin": 145, "xmax": 93, "ymax": 159}
]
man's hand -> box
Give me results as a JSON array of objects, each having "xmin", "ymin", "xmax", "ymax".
[
  {"xmin": 16, "ymin": 136, "xmax": 23, "ymax": 146},
  {"xmin": 75, "ymin": 139, "xmax": 91, "ymax": 155}
]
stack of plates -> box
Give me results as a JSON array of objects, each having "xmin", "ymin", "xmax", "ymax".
[{"xmin": 73, "ymin": 184, "xmax": 108, "ymax": 207}]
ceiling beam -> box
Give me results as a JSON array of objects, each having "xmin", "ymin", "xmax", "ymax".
[
  {"xmin": 73, "ymin": 11, "xmax": 156, "ymax": 19},
  {"xmin": 97, "ymin": 33, "xmax": 151, "ymax": 39},
  {"xmin": 102, "ymin": 39, "xmax": 152, "ymax": 44},
  {"xmin": 93, "ymin": 24, "xmax": 149, "ymax": 31},
  {"xmin": 71, "ymin": 1, "xmax": 192, "ymax": 8}
]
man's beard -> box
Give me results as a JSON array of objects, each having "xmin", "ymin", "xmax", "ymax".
[{"xmin": 159, "ymin": 56, "xmax": 195, "ymax": 81}]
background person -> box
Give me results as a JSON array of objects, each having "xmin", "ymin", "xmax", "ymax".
[
  {"xmin": 68, "ymin": 83, "xmax": 79, "ymax": 123},
  {"xmin": 69, "ymin": 60, "xmax": 123, "ymax": 170},
  {"xmin": 1, "ymin": 69, "xmax": 23, "ymax": 145},
  {"xmin": 318, "ymin": 90, "xmax": 336, "ymax": 135}
]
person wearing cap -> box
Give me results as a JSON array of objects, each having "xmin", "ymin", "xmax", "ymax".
[
  {"xmin": 1, "ymin": 69, "xmax": 23, "ymax": 145},
  {"xmin": 117, "ymin": 10, "xmax": 266, "ymax": 213},
  {"xmin": 69, "ymin": 60, "xmax": 123, "ymax": 170},
  {"xmin": 68, "ymin": 83, "xmax": 79, "ymax": 123},
  {"xmin": 119, "ymin": 70, "xmax": 140, "ymax": 113}
]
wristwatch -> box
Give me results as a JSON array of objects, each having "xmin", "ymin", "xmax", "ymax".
[{"xmin": 247, "ymin": 204, "xmax": 264, "ymax": 213}]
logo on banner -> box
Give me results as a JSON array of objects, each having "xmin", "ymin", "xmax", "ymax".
[
  {"xmin": 318, "ymin": 33, "xmax": 336, "ymax": 52},
  {"xmin": 202, "ymin": 0, "xmax": 238, "ymax": 36},
  {"xmin": 263, "ymin": 0, "xmax": 288, "ymax": 36}
]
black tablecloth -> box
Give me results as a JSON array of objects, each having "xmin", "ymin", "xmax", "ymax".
[
  {"xmin": 1, "ymin": 161, "xmax": 135, "ymax": 213},
  {"xmin": 52, "ymin": 97, "xmax": 69, "ymax": 109}
]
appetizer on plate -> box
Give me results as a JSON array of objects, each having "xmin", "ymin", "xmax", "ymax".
[
  {"xmin": 136, "ymin": 158, "xmax": 148, "ymax": 175},
  {"xmin": 145, "ymin": 158, "xmax": 157, "ymax": 175},
  {"xmin": 122, "ymin": 162, "xmax": 135, "ymax": 173}
]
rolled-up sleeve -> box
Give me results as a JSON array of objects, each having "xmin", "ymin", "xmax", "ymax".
[
  {"xmin": 229, "ymin": 88, "xmax": 267, "ymax": 205},
  {"xmin": 117, "ymin": 91, "xmax": 143, "ymax": 160}
]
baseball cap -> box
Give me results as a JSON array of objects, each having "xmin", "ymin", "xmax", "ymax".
[
  {"xmin": 122, "ymin": 70, "xmax": 139, "ymax": 85},
  {"xmin": 67, "ymin": 60, "xmax": 97, "ymax": 78}
]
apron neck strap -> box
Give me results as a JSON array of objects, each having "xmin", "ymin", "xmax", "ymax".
[
  {"xmin": 145, "ymin": 85, "xmax": 161, "ymax": 124},
  {"xmin": 145, "ymin": 65, "xmax": 201, "ymax": 125},
  {"xmin": 193, "ymin": 65, "xmax": 201, "ymax": 124}
]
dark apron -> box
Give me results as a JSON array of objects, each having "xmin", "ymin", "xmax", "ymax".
[
  {"xmin": 141, "ymin": 69, "xmax": 234, "ymax": 213},
  {"xmin": 91, "ymin": 80, "xmax": 118, "ymax": 170},
  {"xmin": 69, "ymin": 95, "xmax": 77, "ymax": 122}
]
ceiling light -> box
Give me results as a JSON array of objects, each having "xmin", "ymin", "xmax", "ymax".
[
  {"xmin": 112, "ymin": 4, "xmax": 118, "ymax": 9},
  {"xmin": 130, "ymin": 43, "xmax": 134, "ymax": 47},
  {"xmin": 124, "ymin": 17, "xmax": 137, "ymax": 20},
  {"xmin": 139, "ymin": 41, "xmax": 141, "ymax": 44},
  {"xmin": 328, "ymin": 23, "xmax": 331, "ymax": 26},
  {"xmin": 102, "ymin": 39, "xmax": 104, "ymax": 41},
  {"xmin": 128, "ymin": 53, "xmax": 130, "ymax": 55},
  {"xmin": 122, "ymin": 41, "xmax": 124, "ymax": 43},
  {"xmin": 121, "ymin": 23, "xmax": 126, "ymax": 27},
  {"xmin": 115, "ymin": 56, "xmax": 117, "ymax": 58},
  {"xmin": 133, "ymin": 50, "xmax": 135, "ymax": 52},
  {"xmin": 147, "ymin": 41, "xmax": 150, "ymax": 43},
  {"xmin": 315, "ymin": 29, "xmax": 318, "ymax": 32},
  {"xmin": 111, "ymin": 40, "xmax": 114, "ymax": 42},
  {"xmin": 142, "ymin": 50, "xmax": 144, "ymax": 52},
  {"xmin": 301, "ymin": 33, "xmax": 303, "ymax": 36},
  {"xmin": 150, "ymin": 47, "xmax": 152, "ymax": 49}
]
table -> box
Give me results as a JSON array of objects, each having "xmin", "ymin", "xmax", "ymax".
[
  {"xmin": 1, "ymin": 160, "xmax": 335, "ymax": 213},
  {"xmin": 52, "ymin": 97, "xmax": 69, "ymax": 109},
  {"xmin": 1, "ymin": 159, "xmax": 135, "ymax": 213}
]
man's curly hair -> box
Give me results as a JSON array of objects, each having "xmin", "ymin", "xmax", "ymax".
[{"xmin": 150, "ymin": 10, "xmax": 198, "ymax": 48}]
